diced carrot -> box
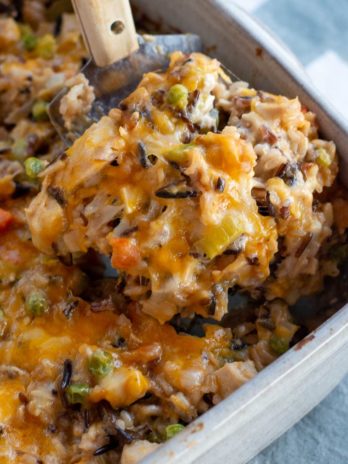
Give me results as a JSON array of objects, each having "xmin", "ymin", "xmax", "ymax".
[
  {"xmin": 109, "ymin": 237, "xmax": 140, "ymax": 270},
  {"xmin": 0, "ymin": 208, "xmax": 13, "ymax": 232}
]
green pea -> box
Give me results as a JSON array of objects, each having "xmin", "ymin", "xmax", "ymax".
[
  {"xmin": 165, "ymin": 423, "xmax": 185, "ymax": 440},
  {"xmin": 65, "ymin": 383, "xmax": 90, "ymax": 405},
  {"xmin": 12, "ymin": 138, "xmax": 28, "ymax": 160},
  {"xmin": 32, "ymin": 100, "xmax": 49, "ymax": 122},
  {"xmin": 25, "ymin": 290, "xmax": 49, "ymax": 317},
  {"xmin": 88, "ymin": 349, "xmax": 113, "ymax": 378},
  {"xmin": 269, "ymin": 335, "xmax": 289, "ymax": 355},
  {"xmin": 24, "ymin": 157, "xmax": 46, "ymax": 179},
  {"xmin": 167, "ymin": 84, "xmax": 189, "ymax": 110},
  {"xmin": 20, "ymin": 25, "xmax": 38, "ymax": 51},
  {"xmin": 35, "ymin": 34, "xmax": 57, "ymax": 60}
]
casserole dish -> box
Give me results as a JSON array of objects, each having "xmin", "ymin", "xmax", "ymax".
[
  {"xmin": 128, "ymin": 1, "xmax": 348, "ymax": 463},
  {"xmin": 1, "ymin": 2, "xmax": 347, "ymax": 462}
]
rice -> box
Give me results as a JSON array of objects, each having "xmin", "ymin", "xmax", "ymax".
[{"xmin": 0, "ymin": 3, "xmax": 347, "ymax": 464}]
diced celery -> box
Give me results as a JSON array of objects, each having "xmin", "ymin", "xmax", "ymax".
[
  {"xmin": 197, "ymin": 225, "xmax": 229, "ymax": 259},
  {"xmin": 222, "ymin": 215, "xmax": 242, "ymax": 238},
  {"xmin": 24, "ymin": 157, "xmax": 46, "ymax": 178},
  {"xmin": 32, "ymin": 100, "xmax": 49, "ymax": 121},
  {"xmin": 119, "ymin": 186, "xmax": 142, "ymax": 214},
  {"xmin": 316, "ymin": 148, "xmax": 331, "ymax": 167},
  {"xmin": 196, "ymin": 214, "xmax": 244, "ymax": 259},
  {"xmin": 165, "ymin": 423, "xmax": 185, "ymax": 440},
  {"xmin": 167, "ymin": 84, "xmax": 189, "ymax": 110},
  {"xmin": 274, "ymin": 322, "xmax": 298, "ymax": 341},
  {"xmin": 35, "ymin": 34, "xmax": 56, "ymax": 59},
  {"xmin": 88, "ymin": 350, "xmax": 113, "ymax": 378},
  {"xmin": 12, "ymin": 138, "xmax": 28, "ymax": 160},
  {"xmin": 164, "ymin": 143, "xmax": 194, "ymax": 164},
  {"xmin": 66, "ymin": 383, "xmax": 90, "ymax": 404}
]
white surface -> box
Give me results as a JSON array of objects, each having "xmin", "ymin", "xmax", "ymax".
[
  {"xmin": 229, "ymin": 0, "xmax": 268, "ymax": 11},
  {"xmin": 307, "ymin": 51, "xmax": 348, "ymax": 120}
]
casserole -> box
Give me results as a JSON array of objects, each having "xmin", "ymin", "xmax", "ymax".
[
  {"xmin": 128, "ymin": 1, "xmax": 348, "ymax": 463},
  {"xmin": 0, "ymin": 2, "xmax": 347, "ymax": 463}
]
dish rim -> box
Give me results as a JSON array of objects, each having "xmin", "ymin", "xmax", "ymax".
[{"xmin": 131, "ymin": 1, "xmax": 348, "ymax": 462}]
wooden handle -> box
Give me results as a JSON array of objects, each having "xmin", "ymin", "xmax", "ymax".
[{"xmin": 71, "ymin": 0, "xmax": 139, "ymax": 67}]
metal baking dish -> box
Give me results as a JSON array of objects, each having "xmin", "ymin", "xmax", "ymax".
[{"xmin": 130, "ymin": 1, "xmax": 348, "ymax": 462}]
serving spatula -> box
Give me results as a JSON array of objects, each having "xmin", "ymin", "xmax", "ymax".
[{"xmin": 48, "ymin": 0, "xmax": 202, "ymax": 145}]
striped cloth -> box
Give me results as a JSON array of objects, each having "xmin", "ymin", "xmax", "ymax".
[{"xmin": 228, "ymin": 1, "xmax": 348, "ymax": 462}]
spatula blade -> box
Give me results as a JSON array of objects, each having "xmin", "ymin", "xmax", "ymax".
[{"xmin": 49, "ymin": 34, "xmax": 202, "ymax": 145}]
